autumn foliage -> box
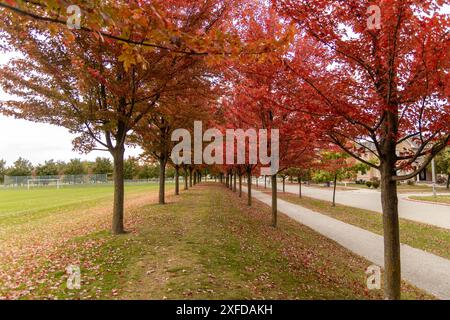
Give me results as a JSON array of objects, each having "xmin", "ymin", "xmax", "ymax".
[{"xmin": 0, "ymin": 0, "xmax": 448, "ymax": 300}]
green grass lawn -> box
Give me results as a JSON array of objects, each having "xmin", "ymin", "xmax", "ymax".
[
  {"xmin": 409, "ymin": 195, "xmax": 450, "ymax": 205},
  {"xmin": 343, "ymin": 183, "xmax": 450, "ymax": 193},
  {"xmin": 1, "ymin": 183, "xmax": 432, "ymax": 300},
  {"xmin": 0, "ymin": 183, "xmax": 170, "ymax": 227},
  {"xmin": 263, "ymin": 189, "xmax": 450, "ymax": 260}
]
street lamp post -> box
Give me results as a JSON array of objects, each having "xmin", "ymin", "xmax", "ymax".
[{"xmin": 431, "ymin": 158, "xmax": 437, "ymax": 197}]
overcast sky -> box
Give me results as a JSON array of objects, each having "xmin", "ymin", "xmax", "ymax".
[{"xmin": 0, "ymin": 52, "xmax": 142, "ymax": 166}]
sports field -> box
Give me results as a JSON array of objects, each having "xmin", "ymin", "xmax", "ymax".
[
  {"xmin": 0, "ymin": 183, "xmax": 430, "ymax": 300},
  {"xmin": 0, "ymin": 183, "xmax": 163, "ymax": 226}
]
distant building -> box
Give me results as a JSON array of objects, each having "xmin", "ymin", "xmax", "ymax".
[{"xmin": 356, "ymin": 139, "xmax": 432, "ymax": 183}]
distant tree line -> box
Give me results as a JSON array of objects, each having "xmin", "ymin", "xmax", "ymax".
[{"xmin": 0, "ymin": 157, "xmax": 176, "ymax": 183}]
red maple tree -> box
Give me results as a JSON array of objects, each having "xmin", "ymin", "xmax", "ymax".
[{"xmin": 274, "ymin": 0, "xmax": 450, "ymax": 299}]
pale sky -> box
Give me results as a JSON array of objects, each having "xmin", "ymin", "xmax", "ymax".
[{"xmin": 0, "ymin": 53, "xmax": 141, "ymax": 166}]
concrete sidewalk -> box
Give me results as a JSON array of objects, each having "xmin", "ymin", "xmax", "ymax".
[
  {"xmin": 274, "ymin": 182, "xmax": 450, "ymax": 229},
  {"xmin": 245, "ymin": 188, "xmax": 450, "ymax": 299}
]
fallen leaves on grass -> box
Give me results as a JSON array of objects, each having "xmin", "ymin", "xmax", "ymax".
[{"xmin": 0, "ymin": 192, "xmax": 155, "ymax": 299}]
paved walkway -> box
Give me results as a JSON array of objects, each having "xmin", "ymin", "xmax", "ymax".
[
  {"xmin": 245, "ymin": 188, "xmax": 450, "ymax": 299},
  {"xmin": 271, "ymin": 182, "xmax": 450, "ymax": 229}
]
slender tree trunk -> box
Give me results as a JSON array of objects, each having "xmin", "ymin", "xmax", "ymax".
[
  {"xmin": 271, "ymin": 174, "xmax": 277, "ymax": 227},
  {"xmin": 377, "ymin": 108, "xmax": 402, "ymax": 300},
  {"xmin": 256, "ymin": 176, "xmax": 258, "ymax": 187},
  {"xmin": 239, "ymin": 174, "xmax": 242, "ymax": 197},
  {"xmin": 194, "ymin": 171, "xmax": 197, "ymax": 185},
  {"xmin": 189, "ymin": 168, "xmax": 193, "ymax": 187},
  {"xmin": 298, "ymin": 176, "xmax": 302, "ymax": 198},
  {"xmin": 175, "ymin": 166, "xmax": 180, "ymax": 196},
  {"xmin": 184, "ymin": 169, "xmax": 188, "ymax": 190},
  {"xmin": 158, "ymin": 157, "xmax": 166, "ymax": 205},
  {"xmin": 380, "ymin": 160, "xmax": 401, "ymax": 300},
  {"xmin": 233, "ymin": 171, "xmax": 237, "ymax": 192},
  {"xmin": 282, "ymin": 176, "xmax": 285, "ymax": 192},
  {"xmin": 332, "ymin": 174, "xmax": 337, "ymax": 207},
  {"xmin": 247, "ymin": 169, "xmax": 252, "ymax": 206},
  {"xmin": 264, "ymin": 175, "xmax": 267, "ymax": 189},
  {"xmin": 112, "ymin": 147, "xmax": 125, "ymax": 235},
  {"xmin": 447, "ymin": 174, "xmax": 449, "ymax": 189}
]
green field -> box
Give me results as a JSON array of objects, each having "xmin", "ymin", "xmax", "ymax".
[
  {"xmin": 0, "ymin": 183, "xmax": 431, "ymax": 300},
  {"xmin": 0, "ymin": 183, "xmax": 170, "ymax": 227}
]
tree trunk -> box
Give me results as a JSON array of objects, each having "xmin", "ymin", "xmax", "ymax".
[
  {"xmin": 247, "ymin": 170, "xmax": 252, "ymax": 206},
  {"xmin": 158, "ymin": 157, "xmax": 166, "ymax": 205},
  {"xmin": 256, "ymin": 176, "xmax": 258, "ymax": 187},
  {"xmin": 112, "ymin": 147, "xmax": 125, "ymax": 235},
  {"xmin": 175, "ymin": 166, "xmax": 180, "ymax": 196},
  {"xmin": 447, "ymin": 174, "xmax": 449, "ymax": 189},
  {"xmin": 194, "ymin": 171, "xmax": 197, "ymax": 185},
  {"xmin": 184, "ymin": 170, "xmax": 188, "ymax": 190},
  {"xmin": 271, "ymin": 174, "xmax": 277, "ymax": 227},
  {"xmin": 239, "ymin": 174, "xmax": 242, "ymax": 197},
  {"xmin": 298, "ymin": 176, "xmax": 302, "ymax": 198},
  {"xmin": 332, "ymin": 174, "xmax": 337, "ymax": 207},
  {"xmin": 380, "ymin": 160, "xmax": 401, "ymax": 300},
  {"xmin": 189, "ymin": 168, "xmax": 193, "ymax": 187},
  {"xmin": 233, "ymin": 171, "xmax": 237, "ymax": 192},
  {"xmin": 264, "ymin": 175, "xmax": 267, "ymax": 189},
  {"xmin": 282, "ymin": 176, "xmax": 285, "ymax": 192}
]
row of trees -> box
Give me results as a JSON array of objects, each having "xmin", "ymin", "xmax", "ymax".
[
  {"xmin": 211, "ymin": 0, "xmax": 449, "ymax": 301},
  {"xmin": 0, "ymin": 157, "xmax": 178, "ymax": 182},
  {"xmin": 0, "ymin": 0, "xmax": 448, "ymax": 300}
]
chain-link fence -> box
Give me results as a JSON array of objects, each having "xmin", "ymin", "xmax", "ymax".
[{"xmin": 3, "ymin": 174, "xmax": 109, "ymax": 188}]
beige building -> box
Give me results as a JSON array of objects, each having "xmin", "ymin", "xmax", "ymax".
[{"xmin": 356, "ymin": 140, "xmax": 432, "ymax": 183}]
